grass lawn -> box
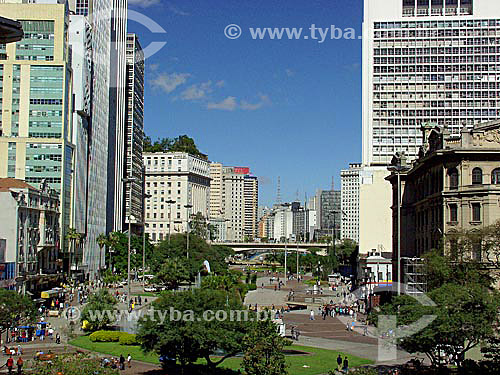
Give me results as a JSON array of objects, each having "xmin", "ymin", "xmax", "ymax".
[{"xmin": 70, "ymin": 335, "xmax": 373, "ymax": 375}]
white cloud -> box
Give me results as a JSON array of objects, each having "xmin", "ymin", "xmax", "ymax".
[
  {"xmin": 215, "ymin": 80, "xmax": 225, "ymax": 88},
  {"xmin": 167, "ymin": 2, "xmax": 190, "ymax": 16},
  {"xmin": 150, "ymin": 72, "xmax": 190, "ymax": 93},
  {"xmin": 128, "ymin": 0, "xmax": 161, "ymax": 8},
  {"xmin": 285, "ymin": 68, "xmax": 295, "ymax": 77},
  {"xmin": 181, "ymin": 81, "xmax": 213, "ymax": 101},
  {"xmin": 206, "ymin": 97, "xmax": 238, "ymax": 111},
  {"xmin": 240, "ymin": 94, "xmax": 271, "ymax": 111}
]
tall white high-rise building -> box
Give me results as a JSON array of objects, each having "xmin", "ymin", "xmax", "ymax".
[
  {"xmin": 243, "ymin": 175, "xmax": 258, "ymax": 239},
  {"xmin": 363, "ymin": 0, "xmax": 500, "ymax": 167},
  {"xmin": 123, "ymin": 33, "xmax": 144, "ymax": 231},
  {"xmin": 341, "ymin": 163, "xmax": 362, "ymax": 243}
]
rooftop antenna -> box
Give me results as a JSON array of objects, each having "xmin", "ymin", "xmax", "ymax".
[
  {"xmin": 295, "ymin": 189, "xmax": 299, "ymax": 202},
  {"xmin": 331, "ymin": 176, "xmax": 335, "ymax": 191},
  {"xmin": 304, "ymin": 192, "xmax": 308, "ymax": 209},
  {"xmin": 276, "ymin": 176, "xmax": 282, "ymax": 204}
]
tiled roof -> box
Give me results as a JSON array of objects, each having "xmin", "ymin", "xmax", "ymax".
[{"xmin": 0, "ymin": 178, "xmax": 37, "ymax": 192}]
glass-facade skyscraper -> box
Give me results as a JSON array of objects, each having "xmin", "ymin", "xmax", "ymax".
[{"xmin": 0, "ymin": 1, "xmax": 74, "ymax": 241}]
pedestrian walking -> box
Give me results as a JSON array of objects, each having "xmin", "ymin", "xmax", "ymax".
[
  {"xmin": 343, "ymin": 357, "xmax": 349, "ymax": 373},
  {"xmin": 310, "ymin": 309, "xmax": 315, "ymax": 321},
  {"xmin": 127, "ymin": 354, "xmax": 132, "ymax": 368},
  {"xmin": 5, "ymin": 356, "xmax": 14, "ymax": 374},
  {"xmin": 16, "ymin": 357, "xmax": 23, "ymax": 375},
  {"xmin": 119, "ymin": 354, "xmax": 125, "ymax": 370},
  {"xmin": 337, "ymin": 354, "xmax": 342, "ymax": 371}
]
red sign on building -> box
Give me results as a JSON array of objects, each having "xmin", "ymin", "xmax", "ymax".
[{"xmin": 233, "ymin": 167, "xmax": 250, "ymax": 175}]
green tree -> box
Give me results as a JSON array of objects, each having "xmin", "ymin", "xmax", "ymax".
[
  {"xmin": 190, "ymin": 212, "xmax": 209, "ymax": 239},
  {"xmin": 370, "ymin": 282, "xmax": 499, "ymax": 368},
  {"xmin": 106, "ymin": 231, "xmax": 154, "ymax": 275},
  {"xmin": 80, "ymin": 290, "xmax": 118, "ymax": 332},
  {"xmin": 154, "ymin": 258, "xmax": 191, "ymax": 290},
  {"xmin": 66, "ymin": 227, "xmax": 83, "ymax": 272},
  {"xmin": 243, "ymin": 319, "xmax": 289, "ymax": 375},
  {"xmin": 97, "ymin": 233, "xmax": 109, "ymax": 270},
  {"xmin": 0, "ymin": 289, "xmax": 36, "ymax": 342},
  {"xmin": 152, "ymin": 234, "xmax": 233, "ymax": 277},
  {"xmin": 143, "ymin": 135, "xmax": 207, "ymax": 159},
  {"xmin": 137, "ymin": 289, "xmax": 251, "ymax": 371}
]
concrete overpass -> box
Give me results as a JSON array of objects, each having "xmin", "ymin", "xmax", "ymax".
[{"xmin": 221, "ymin": 242, "xmax": 328, "ymax": 254}]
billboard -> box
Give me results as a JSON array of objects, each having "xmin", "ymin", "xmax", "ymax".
[{"xmin": 234, "ymin": 167, "xmax": 250, "ymax": 175}]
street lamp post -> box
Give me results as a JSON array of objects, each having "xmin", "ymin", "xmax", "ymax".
[
  {"xmin": 389, "ymin": 152, "xmax": 410, "ymax": 296},
  {"xmin": 142, "ymin": 192, "xmax": 151, "ymax": 289},
  {"xmin": 167, "ymin": 200, "xmax": 176, "ymax": 244},
  {"xmin": 184, "ymin": 204, "xmax": 193, "ymax": 259},
  {"xmin": 122, "ymin": 177, "xmax": 137, "ymax": 300}
]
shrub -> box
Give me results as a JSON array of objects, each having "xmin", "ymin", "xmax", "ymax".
[
  {"xmin": 89, "ymin": 330, "xmax": 137, "ymax": 344},
  {"xmin": 247, "ymin": 284, "xmax": 257, "ymax": 291},
  {"xmin": 329, "ymin": 368, "xmax": 377, "ymax": 375},
  {"xmin": 119, "ymin": 333, "xmax": 138, "ymax": 346}
]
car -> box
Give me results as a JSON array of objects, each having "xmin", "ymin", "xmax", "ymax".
[{"xmin": 144, "ymin": 286, "xmax": 157, "ymax": 292}]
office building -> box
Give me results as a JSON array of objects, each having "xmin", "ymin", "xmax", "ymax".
[
  {"xmin": 243, "ymin": 174, "xmax": 258, "ymax": 239},
  {"xmin": 143, "ymin": 152, "xmax": 210, "ymax": 243},
  {"xmin": 314, "ymin": 190, "xmax": 341, "ymax": 240},
  {"xmin": 387, "ymin": 121, "xmax": 500, "ymax": 291},
  {"xmin": 209, "ymin": 162, "xmax": 223, "ymax": 219},
  {"xmin": 68, "ymin": 0, "xmax": 128, "ymax": 279},
  {"xmin": 210, "ymin": 165, "xmax": 259, "ymax": 242},
  {"xmin": 0, "ymin": 1, "xmax": 74, "ymax": 264},
  {"xmin": 363, "ymin": 0, "xmax": 500, "ymax": 166},
  {"xmin": 0, "ymin": 178, "xmax": 60, "ymax": 293},
  {"xmin": 67, "ymin": 13, "xmax": 92, "ymax": 275},
  {"xmin": 123, "ymin": 33, "xmax": 145, "ymax": 231},
  {"xmin": 341, "ymin": 163, "xmax": 362, "ymax": 243}
]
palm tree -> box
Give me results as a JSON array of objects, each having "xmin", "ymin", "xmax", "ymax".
[
  {"xmin": 66, "ymin": 228, "xmax": 83, "ymax": 276},
  {"xmin": 97, "ymin": 234, "xmax": 109, "ymax": 273},
  {"xmin": 107, "ymin": 232, "xmax": 121, "ymax": 272}
]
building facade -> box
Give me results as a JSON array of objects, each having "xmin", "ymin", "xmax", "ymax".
[
  {"xmin": 314, "ymin": 190, "xmax": 341, "ymax": 240},
  {"xmin": 341, "ymin": 163, "xmax": 362, "ymax": 243},
  {"xmin": 0, "ymin": 1, "xmax": 74, "ymax": 263},
  {"xmin": 363, "ymin": 0, "xmax": 500, "ymax": 166},
  {"xmin": 123, "ymin": 33, "xmax": 144, "ymax": 231},
  {"xmin": 0, "ymin": 178, "xmax": 60, "ymax": 293},
  {"xmin": 210, "ymin": 165, "xmax": 258, "ymax": 242},
  {"xmin": 243, "ymin": 174, "xmax": 258, "ymax": 239},
  {"xmin": 387, "ymin": 120, "xmax": 500, "ymax": 290},
  {"xmin": 143, "ymin": 152, "xmax": 210, "ymax": 243}
]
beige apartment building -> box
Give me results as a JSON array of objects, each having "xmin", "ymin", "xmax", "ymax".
[
  {"xmin": 209, "ymin": 164, "xmax": 258, "ymax": 242},
  {"xmin": 143, "ymin": 152, "xmax": 210, "ymax": 243}
]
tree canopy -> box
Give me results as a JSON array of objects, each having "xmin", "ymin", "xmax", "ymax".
[
  {"xmin": 243, "ymin": 319, "xmax": 289, "ymax": 375},
  {"xmin": 80, "ymin": 290, "xmax": 118, "ymax": 332},
  {"xmin": 0, "ymin": 289, "xmax": 36, "ymax": 335},
  {"xmin": 143, "ymin": 135, "xmax": 207, "ymax": 159},
  {"xmin": 137, "ymin": 289, "xmax": 252, "ymax": 369}
]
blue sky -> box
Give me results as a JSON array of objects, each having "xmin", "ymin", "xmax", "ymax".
[{"xmin": 127, "ymin": 0, "xmax": 363, "ymax": 206}]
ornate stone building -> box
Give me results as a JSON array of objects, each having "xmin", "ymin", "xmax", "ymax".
[{"xmin": 387, "ymin": 120, "xmax": 500, "ymax": 290}]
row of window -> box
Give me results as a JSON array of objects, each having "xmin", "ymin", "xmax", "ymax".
[
  {"xmin": 449, "ymin": 203, "xmax": 481, "ymax": 222},
  {"xmin": 449, "ymin": 168, "xmax": 500, "ymax": 188}
]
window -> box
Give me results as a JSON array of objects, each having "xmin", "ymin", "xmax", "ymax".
[
  {"xmin": 449, "ymin": 204, "xmax": 458, "ymax": 222},
  {"xmin": 448, "ymin": 168, "xmax": 459, "ymax": 189},
  {"xmin": 472, "ymin": 168, "xmax": 482, "ymax": 185},
  {"xmin": 492, "ymin": 169, "xmax": 500, "ymax": 185},
  {"xmin": 472, "ymin": 203, "xmax": 481, "ymax": 222}
]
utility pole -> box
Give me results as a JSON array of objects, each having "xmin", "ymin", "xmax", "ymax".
[
  {"xmin": 122, "ymin": 177, "xmax": 137, "ymax": 300},
  {"xmin": 284, "ymin": 242, "xmax": 287, "ymax": 285},
  {"xmin": 167, "ymin": 199, "xmax": 175, "ymax": 243},
  {"xmin": 185, "ymin": 204, "xmax": 193, "ymax": 259}
]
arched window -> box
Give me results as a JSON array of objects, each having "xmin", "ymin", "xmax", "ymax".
[
  {"xmin": 448, "ymin": 168, "xmax": 459, "ymax": 189},
  {"xmin": 472, "ymin": 168, "xmax": 483, "ymax": 185},
  {"xmin": 492, "ymin": 169, "xmax": 500, "ymax": 185}
]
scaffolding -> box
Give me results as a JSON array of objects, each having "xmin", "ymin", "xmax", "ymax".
[{"xmin": 402, "ymin": 257, "xmax": 427, "ymax": 296}]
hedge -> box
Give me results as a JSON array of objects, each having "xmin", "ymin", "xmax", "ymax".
[{"xmin": 89, "ymin": 330, "xmax": 138, "ymax": 345}]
